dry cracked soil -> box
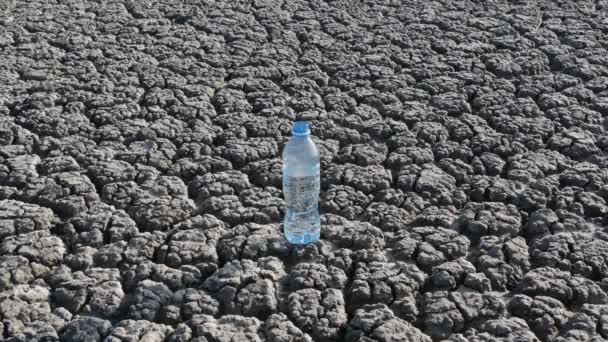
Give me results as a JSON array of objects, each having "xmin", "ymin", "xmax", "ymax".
[{"xmin": 1, "ymin": 0, "xmax": 608, "ymax": 341}]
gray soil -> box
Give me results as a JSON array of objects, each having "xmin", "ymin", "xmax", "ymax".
[{"xmin": 1, "ymin": 0, "xmax": 608, "ymax": 341}]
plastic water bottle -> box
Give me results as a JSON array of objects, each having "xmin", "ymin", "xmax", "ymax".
[{"xmin": 282, "ymin": 121, "xmax": 321, "ymax": 244}]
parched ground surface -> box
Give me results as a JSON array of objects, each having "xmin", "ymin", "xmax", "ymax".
[{"xmin": 1, "ymin": 0, "xmax": 608, "ymax": 341}]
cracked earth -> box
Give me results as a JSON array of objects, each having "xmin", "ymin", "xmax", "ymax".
[{"xmin": 1, "ymin": 0, "xmax": 608, "ymax": 341}]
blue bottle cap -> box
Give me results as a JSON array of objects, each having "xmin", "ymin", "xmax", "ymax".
[{"xmin": 292, "ymin": 121, "xmax": 310, "ymax": 136}]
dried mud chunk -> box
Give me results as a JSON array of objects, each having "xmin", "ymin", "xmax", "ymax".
[
  {"xmin": 121, "ymin": 260, "xmax": 204, "ymax": 293},
  {"xmin": 514, "ymin": 187, "xmax": 548, "ymax": 212},
  {"xmin": 350, "ymin": 117, "xmax": 403, "ymax": 141},
  {"xmin": 60, "ymin": 316, "xmax": 112, "ymax": 341},
  {"xmin": 323, "ymin": 163, "xmax": 391, "ymax": 193},
  {"xmin": 321, "ymin": 185, "xmax": 372, "ymax": 220},
  {"xmin": 100, "ymin": 175, "xmax": 196, "ymax": 232},
  {"xmin": 128, "ymin": 280, "xmax": 174, "ymax": 321},
  {"xmin": 219, "ymin": 138, "xmax": 279, "ymax": 168},
  {"xmin": 437, "ymin": 158, "xmax": 473, "ymax": 184},
  {"xmin": 559, "ymin": 162, "xmax": 607, "ymax": 190},
  {"xmin": 569, "ymin": 239, "xmax": 608, "ymax": 278},
  {"xmin": 476, "ymin": 235, "xmax": 530, "ymax": 291},
  {"xmin": 0, "ymin": 255, "xmax": 38, "ymax": 290},
  {"xmin": 387, "ymin": 146, "xmax": 435, "ymax": 170},
  {"xmin": 397, "ymin": 164, "xmax": 455, "ymax": 202},
  {"xmin": 287, "ymin": 263, "xmax": 348, "ymax": 291},
  {"xmin": 421, "ymin": 291, "xmax": 465, "ymax": 339},
  {"xmin": 537, "ymin": 93, "xmax": 574, "ymax": 111},
  {"xmin": 192, "ymin": 315, "xmax": 263, "ymax": 342},
  {"xmin": 149, "ymin": 117, "xmax": 187, "ymax": 140},
  {"xmin": 5, "ymin": 321, "xmax": 59, "ymax": 341},
  {"xmin": 213, "ymin": 88, "xmax": 253, "ymax": 114},
  {"xmin": 546, "ymin": 105, "xmax": 602, "ymax": 130},
  {"xmin": 452, "ymin": 202, "xmax": 522, "ymax": 240},
  {"xmin": 315, "ymin": 138, "xmax": 341, "ymax": 166},
  {"xmin": 0, "ymin": 230, "xmax": 65, "ymax": 267},
  {"xmin": 123, "ymin": 231, "xmax": 167, "ymax": 265},
  {"xmin": 0, "ymin": 200, "xmax": 56, "ymax": 240},
  {"xmin": 140, "ymin": 175, "xmax": 189, "ymax": 198},
  {"xmin": 434, "ymin": 141, "xmax": 474, "ymax": 162},
  {"xmin": 447, "ymin": 318, "xmax": 538, "ymax": 341},
  {"xmin": 334, "ymin": 143, "xmax": 387, "ymax": 166},
  {"xmin": 92, "ymin": 242, "xmax": 126, "ymax": 268},
  {"xmin": 199, "ymin": 195, "xmax": 258, "ymax": 225},
  {"xmin": 508, "ymin": 294, "xmax": 569, "ymax": 341},
  {"xmin": 100, "ymin": 181, "xmax": 139, "ymax": 211},
  {"xmin": 0, "ymin": 155, "xmax": 40, "ymax": 188},
  {"xmin": 31, "ymin": 172, "xmax": 99, "ymax": 217},
  {"xmin": 525, "ymin": 209, "xmax": 559, "ymax": 236},
  {"xmin": 347, "ymin": 261, "xmax": 426, "ymax": 320},
  {"xmin": 167, "ymin": 324, "xmax": 193, "ymax": 342},
  {"xmin": 170, "ymin": 156, "xmax": 233, "ymax": 182},
  {"xmin": 189, "ymin": 170, "xmax": 251, "ymax": 202},
  {"xmin": 362, "ymin": 201, "xmax": 413, "ymax": 232},
  {"xmin": 86, "ymin": 280, "xmax": 125, "ymax": 318},
  {"xmin": 529, "ymin": 233, "xmax": 575, "ymax": 269},
  {"xmin": 117, "ymin": 139, "xmax": 176, "ymax": 172},
  {"xmin": 568, "ymin": 276, "xmax": 608, "ymax": 306},
  {"xmin": 39, "ymin": 155, "xmax": 80, "ymax": 175},
  {"xmin": 322, "ymin": 216, "xmax": 385, "ymax": 251},
  {"xmin": 516, "ymin": 266, "xmax": 608, "ymax": 306},
  {"xmin": 430, "ymin": 92, "xmax": 471, "ymax": 115},
  {"xmin": 242, "ymin": 158, "xmax": 282, "ymax": 188},
  {"xmin": 324, "ymin": 92, "xmax": 357, "ymax": 112},
  {"xmin": 411, "ymin": 206, "xmax": 457, "ymax": 228},
  {"xmin": 430, "ymin": 259, "xmax": 476, "ymax": 290},
  {"xmin": 217, "ymin": 223, "xmax": 288, "ymax": 263},
  {"xmin": 386, "ymin": 130, "xmax": 418, "ymax": 152},
  {"xmin": 243, "ymin": 117, "xmax": 291, "ymax": 139},
  {"xmin": 345, "ymin": 303, "xmax": 431, "ymax": 342},
  {"xmin": 422, "ymin": 290, "xmax": 505, "ymax": 339},
  {"xmin": 411, "ymin": 121, "xmax": 450, "ymax": 146},
  {"xmin": 575, "ymin": 191, "xmax": 608, "ymax": 217},
  {"xmin": 464, "ymin": 273, "xmax": 492, "ymax": 293},
  {"xmin": 452, "ymin": 291, "xmax": 505, "ymax": 325},
  {"xmin": 478, "ymin": 152, "xmax": 506, "ymax": 176},
  {"xmin": 285, "ymin": 288, "xmax": 347, "ymax": 341},
  {"xmin": 203, "ymin": 258, "xmax": 284, "ymax": 319},
  {"xmin": 59, "ymin": 203, "xmax": 138, "ymax": 249},
  {"xmin": 467, "ymin": 176, "xmax": 525, "ymax": 203},
  {"xmin": 239, "ymin": 187, "xmax": 284, "ymax": 224},
  {"xmin": 390, "ymin": 226, "xmax": 470, "ymax": 271},
  {"xmin": 173, "ymin": 288, "xmax": 220, "ymax": 320},
  {"xmin": 174, "ymin": 136, "xmax": 218, "ymax": 161},
  {"xmin": 48, "ymin": 267, "xmax": 123, "ymax": 318},
  {"xmin": 547, "ymin": 128, "xmax": 599, "ymax": 160},
  {"xmin": 264, "ymin": 313, "xmax": 313, "ymax": 342},
  {"xmin": 104, "ymin": 319, "xmax": 174, "ymax": 342},
  {"xmin": 87, "ymin": 160, "xmax": 137, "ymax": 187},
  {"xmin": 0, "ymin": 285, "xmax": 52, "ymax": 336},
  {"xmin": 157, "ymin": 227, "xmax": 222, "ymax": 268},
  {"xmin": 518, "ymin": 267, "xmax": 573, "ymax": 303},
  {"xmin": 128, "ymin": 195, "xmax": 196, "ymax": 231},
  {"xmin": 552, "ymin": 311, "xmax": 603, "ymax": 341},
  {"xmin": 484, "ymin": 54, "xmax": 523, "ymax": 78},
  {"xmin": 581, "ymin": 304, "xmax": 608, "ymax": 339}
]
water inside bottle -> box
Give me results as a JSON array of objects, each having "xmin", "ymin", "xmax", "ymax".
[{"xmin": 283, "ymin": 165, "xmax": 320, "ymax": 244}]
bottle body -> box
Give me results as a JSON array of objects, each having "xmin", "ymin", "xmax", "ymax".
[{"xmin": 282, "ymin": 125, "xmax": 320, "ymax": 244}]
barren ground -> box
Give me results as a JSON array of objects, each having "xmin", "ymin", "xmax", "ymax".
[{"xmin": 1, "ymin": 0, "xmax": 608, "ymax": 341}]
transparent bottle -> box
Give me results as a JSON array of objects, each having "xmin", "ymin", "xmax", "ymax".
[{"xmin": 282, "ymin": 121, "xmax": 321, "ymax": 244}]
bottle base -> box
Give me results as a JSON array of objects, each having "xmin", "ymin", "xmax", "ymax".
[{"xmin": 285, "ymin": 230, "xmax": 320, "ymax": 245}]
